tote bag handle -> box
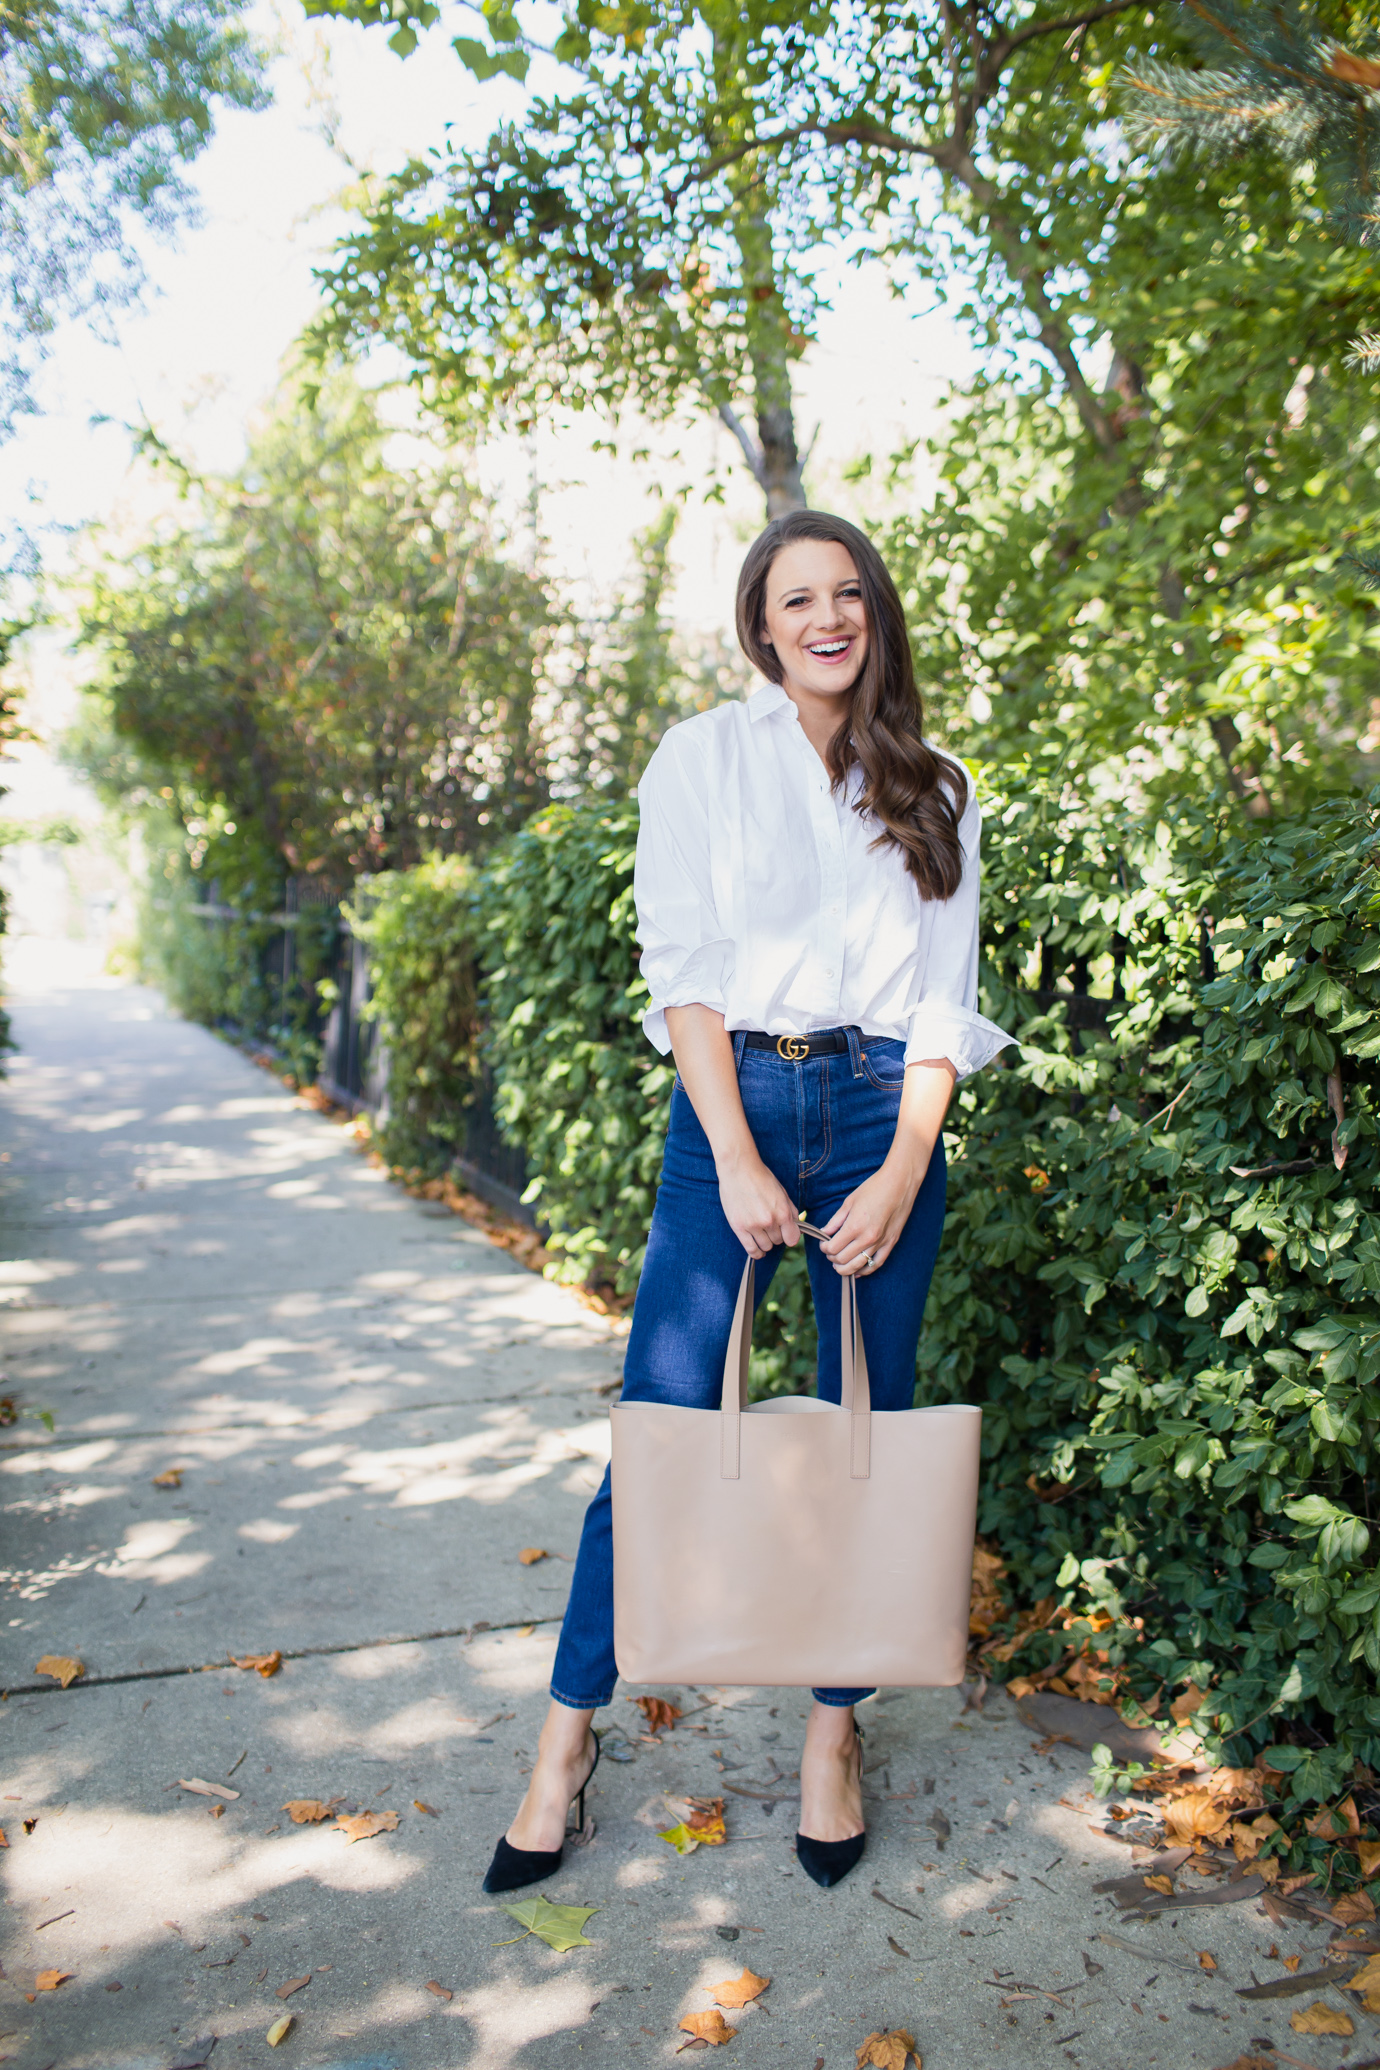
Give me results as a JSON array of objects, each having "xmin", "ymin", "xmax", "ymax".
[{"xmin": 719, "ymin": 1222, "xmax": 871, "ymax": 1482}]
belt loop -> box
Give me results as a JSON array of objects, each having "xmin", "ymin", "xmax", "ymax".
[
  {"xmin": 732, "ymin": 1028, "xmax": 747, "ymax": 1075},
  {"xmin": 845, "ymin": 1027, "xmax": 864, "ymax": 1079}
]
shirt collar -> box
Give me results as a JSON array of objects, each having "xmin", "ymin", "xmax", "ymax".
[{"xmin": 747, "ymin": 681, "xmax": 793, "ymax": 723}]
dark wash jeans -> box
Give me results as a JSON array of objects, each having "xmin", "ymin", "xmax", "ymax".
[{"xmin": 549, "ymin": 1028, "xmax": 949, "ymax": 1711}]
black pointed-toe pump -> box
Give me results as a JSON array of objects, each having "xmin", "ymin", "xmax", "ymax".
[
  {"xmin": 481, "ymin": 1732, "xmax": 601, "ymax": 1895},
  {"xmin": 795, "ymin": 1723, "xmax": 866, "ymax": 1890}
]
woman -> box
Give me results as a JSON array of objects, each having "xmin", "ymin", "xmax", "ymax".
[{"xmin": 483, "ymin": 508, "xmax": 1011, "ymax": 1896}]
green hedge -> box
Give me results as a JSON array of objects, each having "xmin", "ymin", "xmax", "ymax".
[{"xmin": 356, "ymin": 772, "xmax": 1380, "ymax": 1807}]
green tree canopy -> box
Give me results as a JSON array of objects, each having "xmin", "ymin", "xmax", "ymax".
[
  {"xmin": 0, "ymin": 0, "xmax": 268, "ymax": 448},
  {"xmin": 73, "ymin": 374, "xmax": 717, "ymax": 900}
]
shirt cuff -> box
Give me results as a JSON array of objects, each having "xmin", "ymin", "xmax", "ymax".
[
  {"xmin": 905, "ymin": 1004, "xmax": 1016, "ymax": 1081},
  {"xmin": 639, "ymin": 945, "xmax": 734, "ymax": 1054}
]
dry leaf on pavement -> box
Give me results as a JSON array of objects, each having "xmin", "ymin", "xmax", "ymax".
[
  {"xmin": 635, "ymin": 1697, "xmax": 682, "ymax": 1733},
  {"xmin": 152, "ymin": 1468, "xmax": 183, "ymax": 1488},
  {"xmin": 495, "ymin": 1897, "xmax": 597, "ymax": 1952},
  {"xmin": 178, "ymin": 1779, "xmax": 240, "ymax": 1801},
  {"xmin": 276, "ymin": 1975, "xmax": 310, "ymax": 2000},
  {"xmin": 679, "ymin": 2010, "xmax": 735, "ymax": 2045},
  {"xmin": 662, "ymin": 1812, "xmax": 726, "ymax": 1855},
  {"xmin": 233, "ymin": 1651, "xmax": 282, "ymax": 1677},
  {"xmin": 1211, "ymin": 2057, "xmax": 1275, "ymax": 2070},
  {"xmin": 336, "ymin": 1810, "xmax": 399, "ymax": 1843},
  {"xmin": 1143, "ymin": 1874, "xmax": 1174, "ymax": 1896},
  {"xmin": 857, "ymin": 2031, "xmax": 921, "ymax": 2070},
  {"xmin": 1198, "ymin": 1951, "xmax": 1217, "ymax": 1971},
  {"xmin": 518, "ymin": 1548, "xmax": 548, "ymax": 1565},
  {"xmin": 35, "ymin": 1970, "xmax": 72, "ymax": 1991},
  {"xmin": 282, "ymin": 1800, "xmax": 329, "ymax": 1824},
  {"xmin": 424, "ymin": 1980, "xmax": 453, "ymax": 1999},
  {"xmin": 33, "ymin": 1655, "xmax": 84, "ymax": 1688},
  {"xmin": 1161, "ymin": 1791, "xmax": 1232, "ymax": 1844},
  {"xmin": 1291, "ymin": 2001, "xmax": 1354, "ymax": 2036},
  {"xmin": 1345, "ymin": 1952, "xmax": 1380, "ymax": 2007},
  {"xmin": 414, "ymin": 1800, "xmax": 440, "ymax": 1816},
  {"xmin": 707, "ymin": 1969, "xmax": 769, "ymax": 2008},
  {"xmin": 1356, "ymin": 1838, "xmax": 1380, "ymax": 1877},
  {"xmin": 1332, "ymin": 1889, "xmax": 1376, "ymax": 1925},
  {"xmin": 266, "ymin": 2014, "xmax": 293, "ymax": 2046}
]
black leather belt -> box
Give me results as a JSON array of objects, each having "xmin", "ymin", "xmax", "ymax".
[{"xmin": 743, "ymin": 1029, "xmax": 853, "ymax": 1059}]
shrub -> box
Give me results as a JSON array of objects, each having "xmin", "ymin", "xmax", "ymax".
[{"xmin": 356, "ymin": 772, "xmax": 1380, "ymax": 1804}]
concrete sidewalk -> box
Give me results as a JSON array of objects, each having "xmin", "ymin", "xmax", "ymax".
[{"xmin": 0, "ymin": 943, "xmax": 1356, "ymax": 2070}]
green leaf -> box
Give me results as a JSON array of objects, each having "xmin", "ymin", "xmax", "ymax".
[{"xmin": 495, "ymin": 1897, "xmax": 598, "ymax": 1951}]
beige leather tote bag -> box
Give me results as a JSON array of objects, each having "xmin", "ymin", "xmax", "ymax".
[{"xmin": 611, "ymin": 1229, "xmax": 981, "ymax": 1688}]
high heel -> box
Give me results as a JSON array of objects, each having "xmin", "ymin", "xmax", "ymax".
[
  {"xmin": 481, "ymin": 1732, "xmax": 601, "ymax": 1894},
  {"xmin": 795, "ymin": 1723, "xmax": 865, "ymax": 1890}
]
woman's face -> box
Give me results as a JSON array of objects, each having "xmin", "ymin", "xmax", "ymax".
[{"xmin": 760, "ymin": 538, "xmax": 869, "ymax": 701}]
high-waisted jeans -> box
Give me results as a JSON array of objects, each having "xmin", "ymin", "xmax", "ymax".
[{"xmin": 549, "ymin": 1027, "xmax": 948, "ymax": 1711}]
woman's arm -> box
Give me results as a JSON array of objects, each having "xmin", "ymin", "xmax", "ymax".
[
  {"xmin": 665, "ymin": 1005, "xmax": 801, "ymax": 1259},
  {"xmin": 820, "ymin": 1060, "xmax": 956, "ymax": 1277}
]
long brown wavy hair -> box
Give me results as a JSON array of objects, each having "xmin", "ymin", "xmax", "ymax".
[{"xmin": 734, "ymin": 509, "xmax": 968, "ymax": 901}]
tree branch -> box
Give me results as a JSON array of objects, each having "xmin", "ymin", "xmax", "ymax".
[{"xmin": 715, "ymin": 398, "xmax": 766, "ymax": 486}]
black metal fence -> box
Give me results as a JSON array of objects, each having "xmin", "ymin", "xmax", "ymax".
[{"xmin": 194, "ymin": 878, "xmax": 533, "ymax": 1225}]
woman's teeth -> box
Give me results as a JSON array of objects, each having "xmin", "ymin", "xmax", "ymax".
[{"xmin": 809, "ymin": 639, "xmax": 850, "ymax": 656}]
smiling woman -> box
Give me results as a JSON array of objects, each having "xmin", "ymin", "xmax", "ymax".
[{"xmin": 482, "ymin": 508, "xmax": 1012, "ymax": 1903}]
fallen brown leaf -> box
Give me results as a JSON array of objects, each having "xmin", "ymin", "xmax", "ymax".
[
  {"xmin": 679, "ymin": 2010, "xmax": 735, "ymax": 2045},
  {"xmin": 34, "ymin": 1970, "xmax": 72, "ymax": 1991},
  {"xmin": 1357, "ymin": 1838, "xmax": 1380, "ymax": 1878},
  {"xmin": 1170, "ymin": 1682, "xmax": 1209, "ymax": 1724},
  {"xmin": 152, "ymin": 1468, "xmax": 183, "ymax": 1488},
  {"xmin": 414, "ymin": 1800, "xmax": 440, "ymax": 1817},
  {"xmin": 857, "ymin": 2031, "xmax": 921, "ymax": 2070},
  {"xmin": 1211, "ymin": 2057, "xmax": 1275, "ymax": 2070},
  {"xmin": 1284, "ymin": 1955, "xmax": 1301, "ymax": 1973},
  {"xmin": 282, "ymin": 1800, "xmax": 329, "ymax": 1824},
  {"xmin": 178, "ymin": 1778, "xmax": 240, "ymax": 1801},
  {"xmin": 1329, "ymin": 46, "xmax": 1380, "ymax": 87},
  {"xmin": 1161, "ymin": 1790, "xmax": 1233, "ymax": 1845},
  {"xmin": 635, "ymin": 1696, "xmax": 682, "ymax": 1733},
  {"xmin": 275, "ymin": 1974, "xmax": 311, "ymax": 2000},
  {"xmin": 210, "ymin": 1803, "xmax": 224, "ymax": 1819},
  {"xmin": 0, "ymin": 1828, "xmax": 8, "ymax": 1848},
  {"xmin": 1143, "ymin": 1874, "xmax": 1175, "ymax": 1896},
  {"xmin": 1279, "ymin": 1873, "xmax": 1318, "ymax": 1897},
  {"xmin": 1198, "ymin": 1951, "xmax": 1217, "ymax": 1972},
  {"xmin": 33, "ymin": 1655, "xmax": 84, "ymax": 1689},
  {"xmin": 518, "ymin": 1548, "xmax": 548, "ymax": 1566},
  {"xmin": 336, "ymin": 1810, "xmax": 399, "ymax": 1843},
  {"xmin": 1345, "ymin": 1953, "xmax": 1380, "ymax": 1996},
  {"xmin": 1290, "ymin": 2001, "xmax": 1353, "ymax": 2037},
  {"xmin": 233, "ymin": 1651, "xmax": 282, "ymax": 1678},
  {"xmin": 424, "ymin": 1980, "xmax": 453, "ymax": 2000},
  {"xmin": 1306, "ymin": 1794, "xmax": 1360, "ymax": 1841},
  {"xmin": 707, "ymin": 1969, "xmax": 769, "ymax": 2009},
  {"xmin": 1332, "ymin": 1889, "xmax": 1376, "ymax": 1926},
  {"xmin": 266, "ymin": 2014, "xmax": 293, "ymax": 2047}
]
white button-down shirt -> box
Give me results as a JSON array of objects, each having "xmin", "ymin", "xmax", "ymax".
[{"xmin": 633, "ymin": 683, "xmax": 1014, "ymax": 1080}]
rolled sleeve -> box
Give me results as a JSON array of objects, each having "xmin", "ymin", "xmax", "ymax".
[
  {"xmin": 634, "ymin": 731, "xmax": 734, "ymax": 1054},
  {"xmin": 904, "ymin": 786, "xmax": 1015, "ymax": 1081}
]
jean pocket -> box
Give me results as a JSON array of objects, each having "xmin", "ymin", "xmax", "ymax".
[{"xmin": 859, "ymin": 1044, "xmax": 907, "ymax": 1092}]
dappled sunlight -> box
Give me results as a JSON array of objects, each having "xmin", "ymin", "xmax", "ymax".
[
  {"xmin": 196, "ymin": 1337, "xmax": 315, "ymax": 1376},
  {"xmin": 1, "ymin": 1440, "xmax": 120, "ymax": 1479},
  {"xmin": 0, "ymin": 1257, "xmax": 77, "ymax": 1290},
  {"xmin": 238, "ymin": 1517, "xmax": 299, "ymax": 1543},
  {"xmin": 0, "ymin": 1806, "xmax": 423, "ymax": 1966},
  {"xmin": 64, "ymin": 1107, "xmax": 145, "ymax": 1132},
  {"xmin": 459, "ymin": 1632, "xmax": 555, "ymax": 1697},
  {"xmin": 615, "ymin": 1854, "xmax": 667, "ymax": 1887},
  {"xmin": 80, "ymin": 1214, "xmax": 180, "ymax": 1245},
  {"xmin": 442, "ymin": 1965, "xmax": 594, "ymax": 2066},
  {"xmin": 96, "ymin": 1517, "xmax": 211, "ymax": 1585},
  {"xmin": 338, "ymin": 1411, "xmax": 612, "ymax": 1510}
]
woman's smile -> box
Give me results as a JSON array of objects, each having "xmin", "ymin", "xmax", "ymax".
[{"xmin": 761, "ymin": 536, "xmax": 870, "ymax": 703}]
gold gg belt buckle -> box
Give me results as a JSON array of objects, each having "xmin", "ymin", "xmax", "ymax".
[{"xmin": 776, "ymin": 1035, "xmax": 809, "ymax": 1061}]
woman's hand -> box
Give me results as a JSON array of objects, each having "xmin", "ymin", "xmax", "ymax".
[
  {"xmin": 820, "ymin": 1153, "xmax": 925, "ymax": 1276},
  {"xmin": 717, "ymin": 1150, "xmax": 800, "ymax": 1260},
  {"xmin": 821, "ymin": 1059, "xmax": 957, "ymax": 1275}
]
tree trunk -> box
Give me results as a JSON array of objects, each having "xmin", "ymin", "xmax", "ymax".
[{"xmin": 730, "ymin": 190, "xmax": 806, "ymax": 518}]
